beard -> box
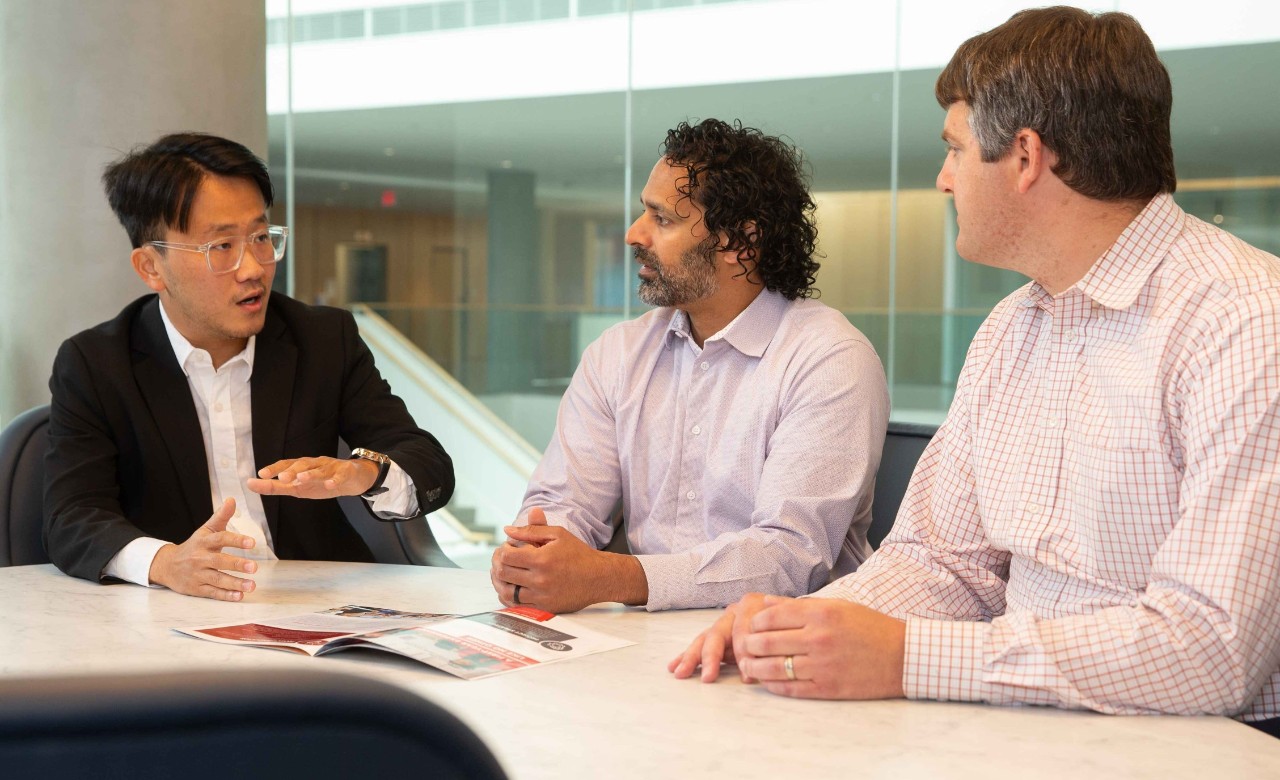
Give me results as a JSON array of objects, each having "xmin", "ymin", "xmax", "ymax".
[{"xmin": 635, "ymin": 240, "xmax": 719, "ymax": 307}]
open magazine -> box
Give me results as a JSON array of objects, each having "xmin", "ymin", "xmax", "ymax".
[{"xmin": 174, "ymin": 604, "xmax": 633, "ymax": 680}]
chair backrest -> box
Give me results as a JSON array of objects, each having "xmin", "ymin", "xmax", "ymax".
[
  {"xmin": 868, "ymin": 420, "xmax": 938, "ymax": 550},
  {"xmin": 339, "ymin": 494, "xmax": 458, "ymax": 567},
  {"xmin": 0, "ymin": 404, "xmax": 52, "ymax": 567},
  {"xmin": 336, "ymin": 441, "xmax": 458, "ymax": 568},
  {"xmin": 0, "ymin": 669, "xmax": 508, "ymax": 780}
]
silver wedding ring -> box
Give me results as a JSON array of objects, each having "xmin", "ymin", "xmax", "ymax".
[
  {"xmin": 513, "ymin": 585, "xmax": 523, "ymax": 604},
  {"xmin": 783, "ymin": 655, "xmax": 796, "ymax": 681}
]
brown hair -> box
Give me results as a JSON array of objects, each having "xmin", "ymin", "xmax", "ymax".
[{"xmin": 935, "ymin": 6, "xmax": 1176, "ymax": 200}]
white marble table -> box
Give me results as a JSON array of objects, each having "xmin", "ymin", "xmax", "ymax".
[{"xmin": 4, "ymin": 561, "xmax": 1279, "ymax": 779}]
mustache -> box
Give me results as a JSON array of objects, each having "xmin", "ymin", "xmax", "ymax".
[{"xmin": 633, "ymin": 247, "xmax": 658, "ymax": 266}]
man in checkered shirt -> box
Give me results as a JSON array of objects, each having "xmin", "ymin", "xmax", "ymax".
[{"xmin": 671, "ymin": 7, "xmax": 1280, "ymax": 737}]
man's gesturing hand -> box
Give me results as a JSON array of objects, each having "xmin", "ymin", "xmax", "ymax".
[
  {"xmin": 148, "ymin": 498, "xmax": 258, "ymax": 601},
  {"xmin": 248, "ymin": 456, "xmax": 380, "ymax": 499}
]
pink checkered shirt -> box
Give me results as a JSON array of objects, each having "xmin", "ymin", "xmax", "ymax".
[{"xmin": 818, "ymin": 194, "xmax": 1280, "ymax": 721}]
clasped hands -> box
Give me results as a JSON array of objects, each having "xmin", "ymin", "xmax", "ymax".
[
  {"xmin": 667, "ymin": 593, "xmax": 907, "ymax": 700},
  {"xmin": 489, "ymin": 507, "xmax": 648, "ymax": 613},
  {"xmin": 149, "ymin": 456, "xmax": 379, "ymax": 601}
]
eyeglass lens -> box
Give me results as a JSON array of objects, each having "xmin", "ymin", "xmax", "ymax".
[{"xmin": 208, "ymin": 230, "xmax": 287, "ymax": 273}]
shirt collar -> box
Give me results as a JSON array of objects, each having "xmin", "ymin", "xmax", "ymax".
[
  {"xmin": 1071, "ymin": 193, "xmax": 1184, "ymax": 311},
  {"xmin": 663, "ymin": 288, "xmax": 787, "ymax": 358},
  {"xmin": 158, "ymin": 299, "xmax": 255, "ymax": 379}
]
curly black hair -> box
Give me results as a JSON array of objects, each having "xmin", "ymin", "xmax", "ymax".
[{"xmin": 660, "ymin": 119, "xmax": 820, "ymax": 300}]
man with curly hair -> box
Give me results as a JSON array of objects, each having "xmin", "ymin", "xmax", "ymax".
[{"xmin": 489, "ymin": 119, "xmax": 889, "ymax": 613}]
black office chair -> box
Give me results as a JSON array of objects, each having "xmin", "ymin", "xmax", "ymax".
[
  {"xmin": 0, "ymin": 404, "xmax": 52, "ymax": 567},
  {"xmin": 868, "ymin": 420, "xmax": 938, "ymax": 550},
  {"xmin": 336, "ymin": 441, "xmax": 458, "ymax": 568},
  {"xmin": 0, "ymin": 669, "xmax": 507, "ymax": 780}
]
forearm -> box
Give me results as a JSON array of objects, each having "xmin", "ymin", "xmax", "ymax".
[
  {"xmin": 599, "ymin": 552, "xmax": 648, "ymax": 606},
  {"xmin": 905, "ymin": 593, "xmax": 1275, "ymax": 715},
  {"xmin": 637, "ymin": 533, "xmax": 828, "ymax": 612},
  {"xmin": 815, "ymin": 540, "xmax": 1006, "ymax": 621},
  {"xmin": 44, "ymin": 504, "xmax": 150, "ymax": 583}
]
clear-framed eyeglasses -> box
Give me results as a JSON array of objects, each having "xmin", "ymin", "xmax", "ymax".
[{"xmin": 147, "ymin": 225, "xmax": 289, "ymax": 275}]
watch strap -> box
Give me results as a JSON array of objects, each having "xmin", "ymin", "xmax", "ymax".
[{"xmin": 350, "ymin": 448, "xmax": 391, "ymax": 497}]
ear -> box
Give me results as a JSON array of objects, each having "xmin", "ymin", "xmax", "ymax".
[
  {"xmin": 1013, "ymin": 128, "xmax": 1053, "ymax": 194},
  {"xmin": 132, "ymin": 246, "xmax": 167, "ymax": 292}
]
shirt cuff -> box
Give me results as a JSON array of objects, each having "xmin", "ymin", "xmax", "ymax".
[
  {"xmin": 102, "ymin": 537, "xmax": 171, "ymax": 587},
  {"xmin": 635, "ymin": 553, "xmax": 698, "ymax": 612},
  {"xmin": 366, "ymin": 460, "xmax": 420, "ymax": 519},
  {"xmin": 903, "ymin": 617, "xmax": 991, "ymax": 703}
]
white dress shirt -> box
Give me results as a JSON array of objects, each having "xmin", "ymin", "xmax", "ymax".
[{"xmin": 103, "ymin": 301, "xmax": 418, "ymax": 586}]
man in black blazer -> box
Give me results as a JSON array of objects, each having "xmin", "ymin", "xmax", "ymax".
[{"xmin": 44, "ymin": 133, "xmax": 453, "ymax": 601}]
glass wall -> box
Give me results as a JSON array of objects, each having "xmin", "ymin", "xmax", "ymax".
[{"xmin": 266, "ymin": 0, "xmax": 1280, "ymax": 450}]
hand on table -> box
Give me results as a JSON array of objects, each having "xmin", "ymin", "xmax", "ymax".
[
  {"xmin": 667, "ymin": 592, "xmax": 773, "ymax": 682},
  {"xmin": 489, "ymin": 507, "xmax": 647, "ymax": 613},
  {"xmin": 148, "ymin": 498, "xmax": 257, "ymax": 601},
  {"xmin": 248, "ymin": 455, "xmax": 380, "ymax": 499},
  {"xmin": 670, "ymin": 594, "xmax": 907, "ymax": 700}
]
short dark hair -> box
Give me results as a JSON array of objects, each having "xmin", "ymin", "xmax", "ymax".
[
  {"xmin": 102, "ymin": 132, "xmax": 274, "ymax": 248},
  {"xmin": 935, "ymin": 6, "xmax": 1176, "ymax": 201},
  {"xmin": 661, "ymin": 119, "xmax": 820, "ymax": 300}
]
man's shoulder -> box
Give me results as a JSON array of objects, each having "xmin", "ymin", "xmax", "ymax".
[
  {"xmin": 1167, "ymin": 216, "xmax": 1280, "ymax": 303},
  {"xmin": 771, "ymin": 295, "xmax": 872, "ymax": 354},
  {"xmin": 61, "ymin": 294, "xmax": 154, "ymax": 354},
  {"xmin": 779, "ymin": 295, "xmax": 856, "ymax": 331}
]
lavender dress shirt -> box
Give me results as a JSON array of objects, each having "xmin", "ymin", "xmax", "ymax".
[{"xmin": 519, "ymin": 289, "xmax": 889, "ymax": 610}]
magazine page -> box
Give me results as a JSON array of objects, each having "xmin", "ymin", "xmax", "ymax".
[
  {"xmin": 325, "ymin": 605, "xmax": 635, "ymax": 679},
  {"xmin": 174, "ymin": 604, "xmax": 455, "ymax": 655}
]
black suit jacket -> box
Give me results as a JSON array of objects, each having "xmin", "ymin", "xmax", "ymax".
[{"xmin": 43, "ymin": 292, "xmax": 454, "ymax": 581}]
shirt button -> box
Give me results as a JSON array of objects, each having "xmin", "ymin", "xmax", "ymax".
[
  {"xmin": 1065, "ymin": 329, "xmax": 1078, "ymax": 343},
  {"xmin": 686, "ymin": 491, "xmax": 696, "ymax": 500},
  {"xmin": 1026, "ymin": 503, "xmax": 1041, "ymax": 516},
  {"xmin": 214, "ymin": 402, "xmax": 224, "ymax": 412},
  {"xmin": 700, "ymin": 362, "xmax": 710, "ymax": 371},
  {"xmin": 1043, "ymin": 415, "xmax": 1060, "ymax": 429},
  {"xmin": 691, "ymin": 425, "xmax": 701, "ymax": 435},
  {"xmin": 220, "ymin": 458, "xmax": 230, "ymax": 467}
]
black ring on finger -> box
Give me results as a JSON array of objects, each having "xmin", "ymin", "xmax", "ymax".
[{"xmin": 513, "ymin": 584, "xmax": 523, "ymax": 604}]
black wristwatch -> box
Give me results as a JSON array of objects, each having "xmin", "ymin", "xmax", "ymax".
[{"xmin": 350, "ymin": 448, "xmax": 392, "ymax": 497}]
